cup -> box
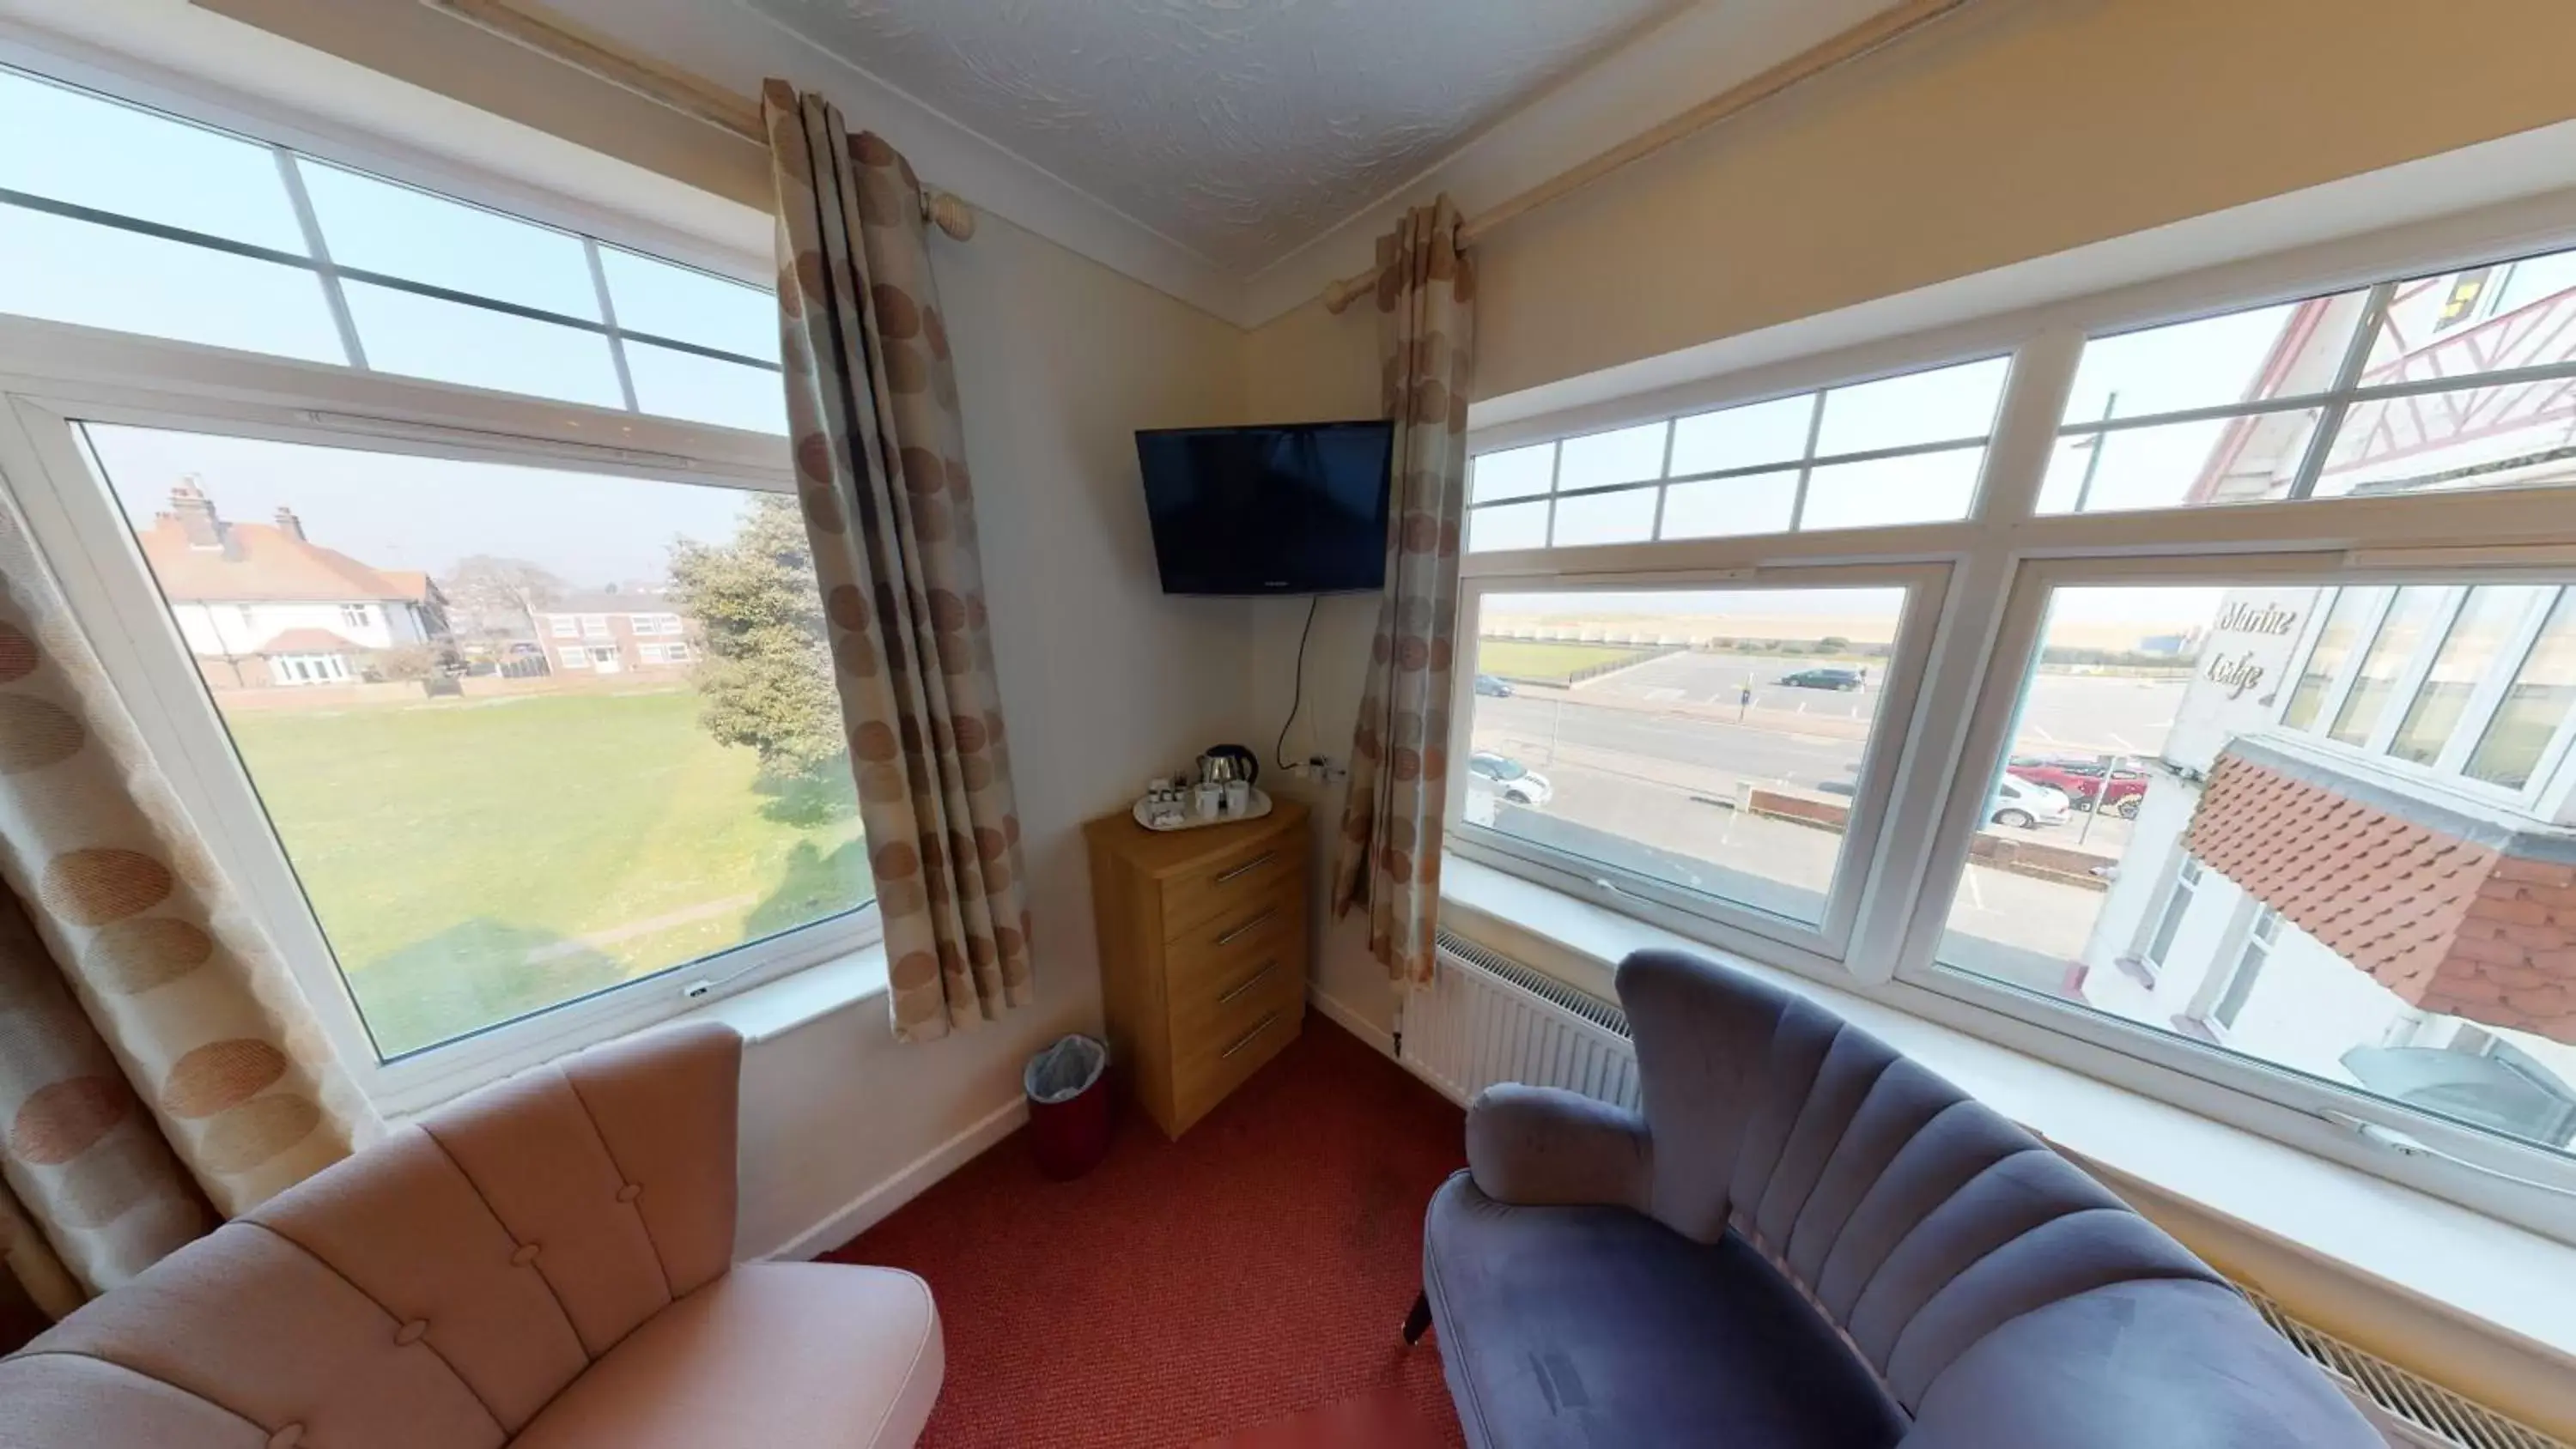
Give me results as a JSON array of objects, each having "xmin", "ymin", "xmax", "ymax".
[
  {"xmin": 1224, "ymin": 779, "xmax": 1250, "ymax": 815},
  {"xmin": 1194, "ymin": 783, "xmax": 1221, "ymax": 819}
]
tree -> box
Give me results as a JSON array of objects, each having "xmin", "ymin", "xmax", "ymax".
[
  {"xmin": 441, "ymin": 555, "xmax": 565, "ymax": 658},
  {"xmin": 668, "ymin": 495, "xmax": 845, "ymax": 785}
]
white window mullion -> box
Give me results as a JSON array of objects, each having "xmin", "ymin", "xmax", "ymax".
[{"xmin": 2363, "ymin": 585, "xmax": 2464, "ymax": 755}]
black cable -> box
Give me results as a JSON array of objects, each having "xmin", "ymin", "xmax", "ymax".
[{"xmin": 1276, "ymin": 595, "xmax": 1320, "ymax": 773}]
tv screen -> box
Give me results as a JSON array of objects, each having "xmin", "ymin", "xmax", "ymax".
[{"xmin": 1136, "ymin": 421, "xmax": 1394, "ymax": 596}]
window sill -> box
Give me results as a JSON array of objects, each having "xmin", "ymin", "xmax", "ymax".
[
  {"xmin": 1437, "ymin": 855, "xmax": 2576, "ymax": 1375},
  {"xmin": 678, "ymin": 942, "xmax": 889, "ymax": 1045}
]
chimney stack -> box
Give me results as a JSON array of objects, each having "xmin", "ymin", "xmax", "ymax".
[
  {"xmin": 168, "ymin": 477, "xmax": 224, "ymax": 550},
  {"xmin": 274, "ymin": 506, "xmax": 306, "ymax": 542}
]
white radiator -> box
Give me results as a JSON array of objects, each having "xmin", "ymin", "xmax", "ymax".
[
  {"xmin": 1400, "ymin": 931, "xmax": 2564, "ymax": 1449},
  {"xmin": 1400, "ymin": 930, "xmax": 1638, "ymax": 1111}
]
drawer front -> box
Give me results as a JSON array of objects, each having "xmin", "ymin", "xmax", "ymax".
[
  {"xmin": 1163, "ymin": 834, "xmax": 1302, "ymax": 940},
  {"xmin": 1163, "ymin": 876, "xmax": 1303, "ymax": 988},
  {"xmin": 1173, "ymin": 971, "xmax": 1303, "ymax": 1123},
  {"xmin": 1171, "ymin": 925, "xmax": 1305, "ymax": 1047}
]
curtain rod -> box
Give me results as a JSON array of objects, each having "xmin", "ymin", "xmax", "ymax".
[
  {"xmin": 419, "ymin": 0, "xmax": 977, "ymax": 241},
  {"xmin": 1320, "ymin": 0, "xmax": 1968, "ymax": 313}
]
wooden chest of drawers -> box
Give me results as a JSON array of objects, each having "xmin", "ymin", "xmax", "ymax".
[{"xmin": 1083, "ymin": 799, "xmax": 1309, "ymax": 1139}]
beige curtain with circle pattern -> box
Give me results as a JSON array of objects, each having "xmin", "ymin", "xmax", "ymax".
[
  {"xmin": 1331, "ymin": 198, "xmax": 1476, "ymax": 985},
  {"xmin": 763, "ymin": 82, "xmax": 1035, "ymax": 1041},
  {"xmin": 0, "ymin": 495, "xmax": 376, "ymax": 1313}
]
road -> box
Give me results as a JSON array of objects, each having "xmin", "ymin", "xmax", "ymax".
[
  {"xmin": 1473, "ymin": 654, "xmax": 2163, "ymax": 854},
  {"xmin": 1462, "ymin": 648, "xmax": 2165, "ymax": 968}
]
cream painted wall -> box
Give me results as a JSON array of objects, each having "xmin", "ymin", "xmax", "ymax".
[
  {"xmin": 733, "ymin": 212, "xmax": 1253, "ymax": 1255},
  {"xmin": 1459, "ymin": 0, "xmax": 2576, "ymax": 403},
  {"xmin": 1242, "ymin": 304, "xmax": 1400, "ymax": 1037}
]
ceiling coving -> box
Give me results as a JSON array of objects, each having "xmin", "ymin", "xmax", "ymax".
[{"xmin": 738, "ymin": 0, "xmax": 1685, "ymax": 270}]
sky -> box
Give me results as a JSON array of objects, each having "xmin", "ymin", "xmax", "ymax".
[{"xmin": 86, "ymin": 424, "xmax": 757, "ymax": 587}]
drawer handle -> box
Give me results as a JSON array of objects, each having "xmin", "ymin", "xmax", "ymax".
[
  {"xmin": 1222, "ymin": 1010, "xmax": 1280, "ymax": 1060},
  {"xmin": 1212, "ymin": 907, "xmax": 1277, "ymax": 949},
  {"xmin": 1213, "ymin": 851, "xmax": 1276, "ymax": 885},
  {"xmin": 1218, "ymin": 961, "xmax": 1276, "ymax": 1006}
]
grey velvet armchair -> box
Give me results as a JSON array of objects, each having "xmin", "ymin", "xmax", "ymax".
[{"xmin": 1409, "ymin": 949, "xmax": 2380, "ymax": 1448}]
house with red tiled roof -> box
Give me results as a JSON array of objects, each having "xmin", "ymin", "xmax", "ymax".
[{"xmin": 135, "ymin": 478, "xmax": 451, "ymax": 688}]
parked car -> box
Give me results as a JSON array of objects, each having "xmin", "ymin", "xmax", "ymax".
[
  {"xmin": 1468, "ymin": 750, "xmax": 1552, "ymax": 807},
  {"xmin": 1777, "ymin": 667, "xmax": 1863, "ymax": 691},
  {"xmin": 2007, "ymin": 756, "xmax": 2150, "ymax": 818},
  {"xmin": 1474, "ymin": 673, "xmax": 1514, "ymax": 698},
  {"xmin": 1988, "ymin": 774, "xmax": 2070, "ymax": 829}
]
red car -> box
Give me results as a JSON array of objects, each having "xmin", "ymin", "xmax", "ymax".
[{"xmin": 2006, "ymin": 757, "xmax": 2150, "ymax": 818}]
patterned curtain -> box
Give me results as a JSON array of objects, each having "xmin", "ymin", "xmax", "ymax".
[
  {"xmin": 1331, "ymin": 198, "xmax": 1477, "ymax": 985},
  {"xmin": 762, "ymin": 82, "xmax": 1034, "ymax": 1042},
  {"xmin": 0, "ymin": 498, "xmax": 377, "ymax": 1315}
]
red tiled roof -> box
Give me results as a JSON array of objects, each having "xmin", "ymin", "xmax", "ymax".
[
  {"xmin": 382, "ymin": 569, "xmax": 437, "ymax": 603},
  {"xmin": 137, "ymin": 518, "xmax": 413, "ymax": 605},
  {"xmin": 255, "ymin": 628, "xmax": 360, "ymax": 654},
  {"xmin": 2189, "ymin": 753, "xmax": 2575, "ymax": 1045}
]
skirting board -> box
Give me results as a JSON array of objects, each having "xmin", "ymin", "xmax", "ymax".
[
  {"xmin": 1307, "ymin": 982, "xmax": 1395, "ymax": 1058},
  {"xmin": 762, "ymin": 1095, "xmax": 1029, "ymax": 1262}
]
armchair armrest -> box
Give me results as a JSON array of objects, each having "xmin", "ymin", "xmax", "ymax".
[{"xmin": 1465, "ymin": 1083, "xmax": 1652, "ymax": 1211}]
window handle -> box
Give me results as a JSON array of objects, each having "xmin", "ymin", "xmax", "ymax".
[{"xmin": 2324, "ymin": 1111, "xmax": 2576, "ymax": 1201}]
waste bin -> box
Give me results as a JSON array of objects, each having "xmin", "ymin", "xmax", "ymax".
[{"xmin": 1024, "ymin": 1034, "xmax": 1110, "ymax": 1180}]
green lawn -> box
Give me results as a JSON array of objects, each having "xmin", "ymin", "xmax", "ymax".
[
  {"xmin": 1474, "ymin": 640, "xmax": 1650, "ymax": 685},
  {"xmin": 224, "ymin": 689, "xmax": 868, "ymax": 1058}
]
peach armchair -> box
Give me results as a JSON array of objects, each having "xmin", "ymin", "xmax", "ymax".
[{"xmin": 0, "ymin": 1021, "xmax": 942, "ymax": 1448}]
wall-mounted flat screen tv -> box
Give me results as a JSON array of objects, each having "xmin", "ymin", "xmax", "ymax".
[{"xmin": 1135, "ymin": 420, "xmax": 1394, "ymax": 595}]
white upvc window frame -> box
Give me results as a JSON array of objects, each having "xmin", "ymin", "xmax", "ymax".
[
  {"xmin": 1458, "ymin": 186, "xmax": 2576, "ymax": 1243},
  {"xmin": 0, "ymin": 318, "xmax": 881, "ymax": 1117},
  {"xmin": 1446, "ymin": 559, "xmax": 1951, "ymax": 973}
]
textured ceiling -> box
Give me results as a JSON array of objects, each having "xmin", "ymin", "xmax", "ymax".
[{"xmin": 738, "ymin": 0, "xmax": 1688, "ymax": 270}]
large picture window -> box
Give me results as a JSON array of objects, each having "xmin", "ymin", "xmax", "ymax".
[
  {"xmin": 1453, "ymin": 233, "xmax": 2576, "ymax": 1240},
  {"xmin": 0, "ymin": 58, "xmax": 835, "ymax": 1108},
  {"xmin": 78, "ymin": 425, "xmax": 871, "ymax": 1060}
]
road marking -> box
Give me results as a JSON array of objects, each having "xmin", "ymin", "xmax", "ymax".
[
  {"xmin": 2025, "ymin": 723, "xmax": 2059, "ymax": 743},
  {"xmin": 2106, "ymin": 732, "xmax": 2138, "ymax": 752},
  {"xmin": 1964, "ymin": 870, "xmax": 1986, "ymax": 911}
]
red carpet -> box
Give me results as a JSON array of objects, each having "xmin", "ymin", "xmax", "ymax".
[{"xmin": 828, "ymin": 1017, "xmax": 1469, "ymax": 1448}]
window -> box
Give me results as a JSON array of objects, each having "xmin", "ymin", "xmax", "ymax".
[
  {"xmin": 1929, "ymin": 579, "xmax": 2576, "ymax": 1177},
  {"xmin": 75, "ymin": 424, "xmax": 873, "ymax": 1064},
  {"xmin": 549, "ymin": 616, "xmax": 579, "ymax": 639},
  {"xmin": 2281, "ymin": 588, "xmax": 2372, "ymax": 731},
  {"xmin": 580, "ymin": 615, "xmax": 611, "ymax": 638},
  {"xmin": 1465, "ymin": 355, "xmax": 2007, "ymax": 552},
  {"xmin": 1457, "ymin": 228, "xmax": 2576, "ymax": 1237},
  {"xmin": 1456, "ymin": 577, "xmax": 1931, "ymax": 954},
  {"xmin": 2041, "ymin": 243, "xmax": 2576, "ymax": 514},
  {"xmin": 339, "ymin": 603, "xmax": 371, "ymax": 629},
  {"xmin": 2390, "ymin": 586, "xmax": 2542, "ymax": 764},
  {"xmin": 2326, "ymin": 586, "xmax": 2442, "ymax": 746},
  {"xmin": 2465, "ymin": 592, "xmax": 2576, "ymax": 789},
  {"xmin": 2205, "ymin": 908, "xmax": 2281, "ymax": 1034},
  {"xmin": 0, "ymin": 65, "xmax": 785, "ymax": 433},
  {"xmin": 2136, "ymin": 857, "xmax": 2203, "ymax": 979}
]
